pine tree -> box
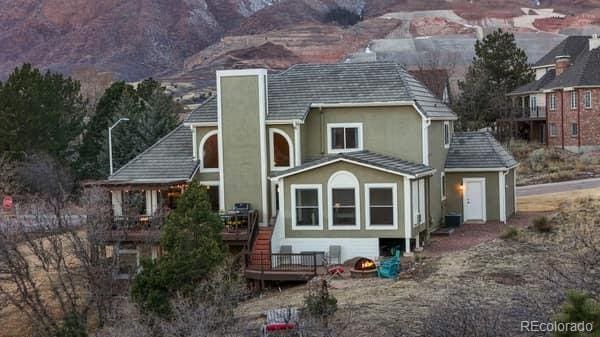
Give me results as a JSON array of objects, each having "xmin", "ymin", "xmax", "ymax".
[
  {"xmin": 75, "ymin": 79, "xmax": 180, "ymax": 179},
  {"xmin": 454, "ymin": 30, "xmax": 534, "ymax": 131},
  {"xmin": 131, "ymin": 181, "xmax": 226, "ymax": 315},
  {"xmin": 0, "ymin": 64, "xmax": 86, "ymax": 161},
  {"xmin": 554, "ymin": 291, "xmax": 600, "ymax": 337}
]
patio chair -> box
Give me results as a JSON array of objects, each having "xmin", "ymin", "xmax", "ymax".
[
  {"xmin": 377, "ymin": 250, "xmax": 401, "ymax": 279},
  {"xmin": 278, "ymin": 245, "xmax": 292, "ymax": 266},
  {"xmin": 261, "ymin": 307, "xmax": 299, "ymax": 337}
]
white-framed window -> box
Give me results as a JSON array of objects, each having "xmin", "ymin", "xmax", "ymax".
[
  {"xmin": 570, "ymin": 91, "xmax": 577, "ymax": 110},
  {"xmin": 291, "ymin": 184, "xmax": 323, "ymax": 230},
  {"xmin": 443, "ymin": 121, "xmax": 451, "ymax": 148},
  {"xmin": 199, "ymin": 130, "xmax": 219, "ymax": 172},
  {"xmin": 269, "ymin": 128, "xmax": 293, "ymax": 171},
  {"xmin": 549, "ymin": 93, "xmax": 557, "ymax": 111},
  {"xmin": 584, "ymin": 91, "xmax": 592, "ymax": 109},
  {"xmin": 529, "ymin": 95, "xmax": 537, "ymax": 109},
  {"xmin": 441, "ymin": 172, "xmax": 446, "ymax": 201},
  {"xmin": 549, "ymin": 123, "xmax": 558, "ymax": 137},
  {"xmin": 327, "ymin": 171, "xmax": 360, "ymax": 230},
  {"xmin": 327, "ymin": 123, "xmax": 363, "ymax": 153},
  {"xmin": 411, "ymin": 179, "xmax": 426, "ymax": 227},
  {"xmin": 365, "ymin": 183, "xmax": 398, "ymax": 229},
  {"xmin": 571, "ymin": 123, "xmax": 578, "ymax": 137}
]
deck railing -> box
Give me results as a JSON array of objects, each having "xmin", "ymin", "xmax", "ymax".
[{"xmin": 245, "ymin": 252, "xmax": 319, "ymax": 274}]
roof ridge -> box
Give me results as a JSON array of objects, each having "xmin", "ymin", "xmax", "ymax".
[{"xmin": 110, "ymin": 124, "xmax": 190, "ymax": 179}]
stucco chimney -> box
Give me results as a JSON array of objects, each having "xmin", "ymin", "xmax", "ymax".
[
  {"xmin": 589, "ymin": 34, "xmax": 600, "ymax": 51},
  {"xmin": 555, "ymin": 55, "xmax": 571, "ymax": 76}
]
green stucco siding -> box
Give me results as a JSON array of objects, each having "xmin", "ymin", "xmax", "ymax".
[
  {"xmin": 301, "ymin": 106, "xmax": 423, "ymax": 163},
  {"xmin": 428, "ymin": 120, "xmax": 452, "ymax": 229},
  {"xmin": 445, "ymin": 172, "xmax": 501, "ymax": 222},
  {"xmin": 282, "ymin": 161, "xmax": 406, "ymax": 238},
  {"xmin": 220, "ymin": 75, "xmax": 263, "ymax": 211},
  {"xmin": 505, "ymin": 168, "xmax": 516, "ymax": 217}
]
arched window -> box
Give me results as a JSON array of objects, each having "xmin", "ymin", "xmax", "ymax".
[
  {"xmin": 327, "ymin": 171, "xmax": 360, "ymax": 230},
  {"xmin": 199, "ymin": 131, "xmax": 218, "ymax": 171},
  {"xmin": 269, "ymin": 129, "xmax": 293, "ymax": 170}
]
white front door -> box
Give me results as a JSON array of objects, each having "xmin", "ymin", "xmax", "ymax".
[{"xmin": 463, "ymin": 178, "xmax": 486, "ymax": 222}]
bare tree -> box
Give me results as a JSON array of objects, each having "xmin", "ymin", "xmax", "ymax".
[{"xmin": 0, "ymin": 157, "xmax": 121, "ymax": 336}]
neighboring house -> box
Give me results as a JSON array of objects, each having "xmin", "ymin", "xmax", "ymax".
[
  {"xmin": 507, "ymin": 35, "xmax": 600, "ymax": 152},
  {"xmin": 103, "ymin": 62, "xmax": 517, "ymax": 280}
]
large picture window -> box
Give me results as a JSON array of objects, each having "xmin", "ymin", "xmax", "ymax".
[
  {"xmin": 291, "ymin": 185, "xmax": 322, "ymax": 229},
  {"xmin": 199, "ymin": 131, "xmax": 218, "ymax": 171},
  {"xmin": 328, "ymin": 171, "xmax": 360, "ymax": 229},
  {"xmin": 365, "ymin": 183, "xmax": 397, "ymax": 229},
  {"xmin": 327, "ymin": 123, "xmax": 363, "ymax": 153}
]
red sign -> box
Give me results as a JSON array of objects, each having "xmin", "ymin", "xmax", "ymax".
[{"xmin": 3, "ymin": 196, "xmax": 13, "ymax": 209}]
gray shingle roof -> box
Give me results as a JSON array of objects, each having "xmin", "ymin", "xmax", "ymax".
[
  {"xmin": 186, "ymin": 96, "xmax": 217, "ymax": 123},
  {"xmin": 271, "ymin": 150, "xmax": 435, "ymax": 178},
  {"xmin": 445, "ymin": 132, "xmax": 518, "ymax": 170},
  {"xmin": 534, "ymin": 36, "xmax": 590, "ymax": 67},
  {"xmin": 542, "ymin": 47, "xmax": 600, "ymax": 89},
  {"xmin": 109, "ymin": 125, "xmax": 199, "ymax": 182},
  {"xmin": 510, "ymin": 69, "xmax": 555, "ymax": 95},
  {"xmin": 186, "ymin": 62, "xmax": 456, "ymax": 123}
]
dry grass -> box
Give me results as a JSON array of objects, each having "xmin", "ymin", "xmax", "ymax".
[
  {"xmin": 517, "ymin": 187, "xmax": 600, "ymax": 212},
  {"xmin": 510, "ymin": 141, "xmax": 600, "ymax": 186}
]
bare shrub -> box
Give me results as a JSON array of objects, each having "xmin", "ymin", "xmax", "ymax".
[
  {"xmin": 532, "ymin": 216, "xmax": 553, "ymax": 233},
  {"xmin": 500, "ymin": 226, "xmax": 519, "ymax": 240}
]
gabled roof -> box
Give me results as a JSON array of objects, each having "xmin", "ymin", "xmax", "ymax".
[
  {"xmin": 542, "ymin": 47, "xmax": 600, "ymax": 89},
  {"xmin": 445, "ymin": 132, "xmax": 518, "ymax": 170},
  {"xmin": 271, "ymin": 150, "xmax": 435, "ymax": 179},
  {"xmin": 109, "ymin": 125, "xmax": 199, "ymax": 182},
  {"xmin": 185, "ymin": 62, "xmax": 456, "ymax": 124},
  {"xmin": 510, "ymin": 69, "xmax": 555, "ymax": 95},
  {"xmin": 533, "ymin": 35, "xmax": 590, "ymax": 68}
]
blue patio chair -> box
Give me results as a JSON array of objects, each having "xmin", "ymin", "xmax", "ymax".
[{"xmin": 377, "ymin": 251, "xmax": 401, "ymax": 279}]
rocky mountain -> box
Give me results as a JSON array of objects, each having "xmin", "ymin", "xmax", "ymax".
[{"xmin": 0, "ymin": 0, "xmax": 277, "ymax": 80}]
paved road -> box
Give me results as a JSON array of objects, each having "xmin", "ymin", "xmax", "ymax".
[{"xmin": 517, "ymin": 177, "xmax": 600, "ymax": 197}]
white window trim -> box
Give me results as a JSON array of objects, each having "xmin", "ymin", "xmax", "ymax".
[
  {"xmin": 549, "ymin": 93, "xmax": 556, "ymax": 111},
  {"xmin": 570, "ymin": 91, "xmax": 577, "ymax": 110},
  {"xmin": 327, "ymin": 170, "xmax": 361, "ymax": 230},
  {"xmin": 291, "ymin": 184, "xmax": 323, "ymax": 230},
  {"xmin": 585, "ymin": 91, "xmax": 592, "ymax": 109},
  {"xmin": 443, "ymin": 121, "xmax": 450, "ymax": 149},
  {"xmin": 198, "ymin": 130, "xmax": 219, "ymax": 173},
  {"xmin": 365, "ymin": 183, "xmax": 398, "ymax": 230},
  {"xmin": 549, "ymin": 123, "xmax": 558, "ymax": 137},
  {"xmin": 441, "ymin": 172, "xmax": 446, "ymax": 201},
  {"xmin": 269, "ymin": 128, "xmax": 294, "ymax": 171},
  {"xmin": 326, "ymin": 123, "xmax": 364, "ymax": 154}
]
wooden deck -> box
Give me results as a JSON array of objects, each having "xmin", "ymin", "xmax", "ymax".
[{"xmin": 244, "ymin": 252, "xmax": 321, "ymax": 281}]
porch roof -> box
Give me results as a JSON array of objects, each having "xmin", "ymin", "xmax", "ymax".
[
  {"xmin": 271, "ymin": 150, "xmax": 435, "ymax": 179},
  {"xmin": 108, "ymin": 125, "xmax": 199, "ymax": 183},
  {"xmin": 445, "ymin": 132, "xmax": 518, "ymax": 170}
]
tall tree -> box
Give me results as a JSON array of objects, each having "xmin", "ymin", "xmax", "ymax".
[
  {"xmin": 76, "ymin": 79, "xmax": 180, "ymax": 179},
  {"xmin": 454, "ymin": 30, "xmax": 534, "ymax": 131},
  {"xmin": 0, "ymin": 64, "xmax": 86, "ymax": 161},
  {"xmin": 131, "ymin": 181, "xmax": 226, "ymax": 315}
]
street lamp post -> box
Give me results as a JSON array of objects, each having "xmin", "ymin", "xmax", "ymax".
[{"xmin": 108, "ymin": 118, "xmax": 130, "ymax": 176}]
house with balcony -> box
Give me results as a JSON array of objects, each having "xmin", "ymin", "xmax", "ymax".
[
  {"xmin": 101, "ymin": 62, "xmax": 517, "ymax": 281},
  {"xmin": 507, "ymin": 35, "xmax": 600, "ymax": 152}
]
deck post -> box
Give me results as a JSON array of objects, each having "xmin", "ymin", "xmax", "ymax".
[{"xmin": 313, "ymin": 253, "xmax": 317, "ymax": 275}]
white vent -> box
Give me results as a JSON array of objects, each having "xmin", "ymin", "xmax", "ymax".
[{"xmin": 590, "ymin": 34, "xmax": 600, "ymax": 51}]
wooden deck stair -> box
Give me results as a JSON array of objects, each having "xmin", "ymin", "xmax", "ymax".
[{"xmin": 248, "ymin": 226, "xmax": 272, "ymax": 269}]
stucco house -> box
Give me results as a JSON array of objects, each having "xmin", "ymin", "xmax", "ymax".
[
  {"xmin": 104, "ymin": 62, "xmax": 517, "ymax": 279},
  {"xmin": 507, "ymin": 35, "xmax": 600, "ymax": 152}
]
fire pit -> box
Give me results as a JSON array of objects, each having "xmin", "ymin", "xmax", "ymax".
[{"xmin": 350, "ymin": 257, "xmax": 377, "ymax": 278}]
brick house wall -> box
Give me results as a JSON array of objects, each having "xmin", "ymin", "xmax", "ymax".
[{"xmin": 546, "ymin": 87, "xmax": 600, "ymax": 152}]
